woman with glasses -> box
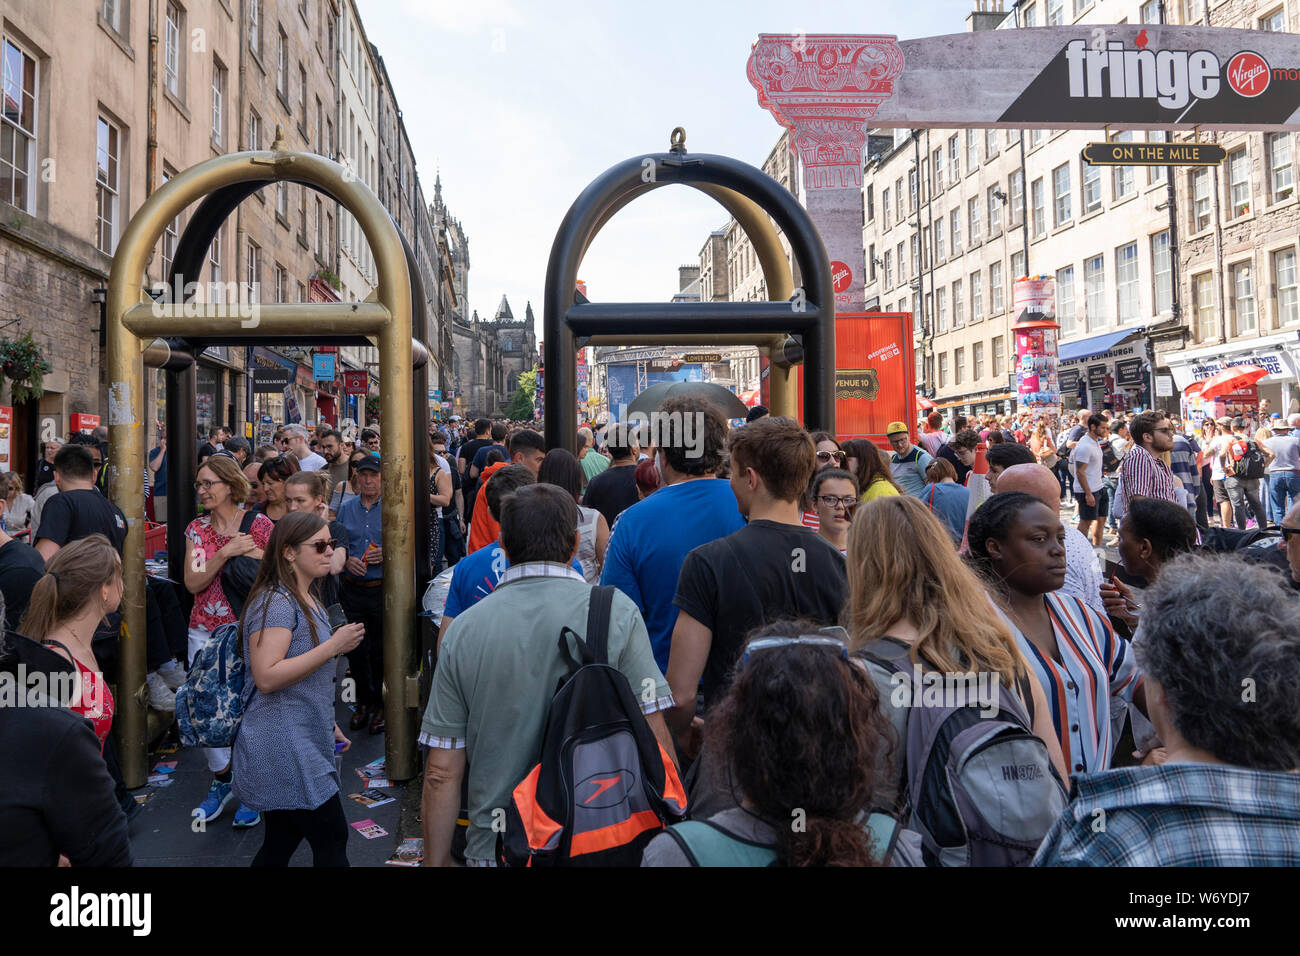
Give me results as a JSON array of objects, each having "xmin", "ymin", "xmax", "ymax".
[
  {"xmin": 810, "ymin": 468, "xmax": 859, "ymax": 554},
  {"xmin": 183, "ymin": 454, "xmax": 275, "ymax": 829},
  {"xmin": 842, "ymin": 439, "xmax": 901, "ymax": 503},
  {"xmin": 800, "ymin": 432, "xmax": 845, "ymax": 532},
  {"xmin": 256, "ymin": 455, "xmax": 300, "ymax": 524},
  {"xmin": 233, "ymin": 512, "xmax": 365, "ymax": 867},
  {"xmin": 643, "ymin": 619, "xmax": 902, "ymax": 867}
]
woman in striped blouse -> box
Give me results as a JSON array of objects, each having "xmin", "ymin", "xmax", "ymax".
[{"xmin": 968, "ymin": 492, "xmax": 1148, "ymax": 777}]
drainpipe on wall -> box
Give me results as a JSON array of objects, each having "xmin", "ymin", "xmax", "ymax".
[{"xmin": 146, "ymin": 0, "xmax": 158, "ymax": 197}]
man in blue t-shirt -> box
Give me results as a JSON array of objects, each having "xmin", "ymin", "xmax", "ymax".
[
  {"xmin": 438, "ymin": 465, "xmax": 582, "ymax": 643},
  {"xmin": 600, "ymin": 398, "xmax": 746, "ymax": 672}
]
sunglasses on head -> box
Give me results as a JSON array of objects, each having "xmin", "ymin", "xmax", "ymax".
[
  {"xmin": 742, "ymin": 631, "xmax": 850, "ymax": 666},
  {"xmin": 304, "ymin": 539, "xmax": 337, "ymax": 554}
]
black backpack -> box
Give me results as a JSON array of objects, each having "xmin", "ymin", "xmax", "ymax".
[
  {"xmin": 498, "ymin": 586, "xmax": 687, "ymax": 867},
  {"xmin": 1231, "ymin": 439, "xmax": 1267, "ymax": 480}
]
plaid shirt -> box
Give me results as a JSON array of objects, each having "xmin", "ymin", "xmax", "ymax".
[{"xmin": 1034, "ymin": 763, "xmax": 1300, "ymax": 866}]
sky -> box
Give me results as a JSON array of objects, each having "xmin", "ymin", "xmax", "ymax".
[{"xmin": 361, "ymin": 0, "xmax": 974, "ymax": 329}]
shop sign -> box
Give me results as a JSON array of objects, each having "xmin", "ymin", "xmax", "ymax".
[
  {"xmin": 343, "ymin": 371, "xmax": 369, "ymax": 395},
  {"xmin": 1156, "ymin": 375, "xmax": 1174, "ymax": 397},
  {"xmin": 1188, "ymin": 352, "xmax": 1287, "ymax": 381},
  {"xmin": 251, "ymin": 348, "xmax": 296, "ymax": 393},
  {"xmin": 1058, "ymin": 342, "xmax": 1138, "ymax": 368},
  {"xmin": 1058, "ymin": 368, "xmax": 1081, "ymax": 391},
  {"xmin": 1115, "ymin": 358, "xmax": 1145, "ymax": 387},
  {"xmin": 1087, "ymin": 364, "xmax": 1109, "ymax": 389},
  {"xmin": 312, "ymin": 353, "xmax": 336, "ymax": 381}
]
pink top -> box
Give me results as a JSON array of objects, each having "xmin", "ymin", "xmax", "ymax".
[
  {"xmin": 48, "ymin": 646, "xmax": 114, "ymax": 754},
  {"xmin": 186, "ymin": 512, "xmax": 275, "ymax": 633}
]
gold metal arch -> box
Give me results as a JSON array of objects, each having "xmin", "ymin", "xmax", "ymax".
[{"xmin": 107, "ymin": 145, "xmax": 416, "ymax": 786}]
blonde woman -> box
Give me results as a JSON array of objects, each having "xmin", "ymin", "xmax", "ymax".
[{"xmin": 844, "ymin": 495, "xmax": 1066, "ymax": 786}]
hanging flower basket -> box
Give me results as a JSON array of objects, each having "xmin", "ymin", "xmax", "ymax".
[
  {"xmin": 365, "ymin": 395, "xmax": 381, "ymax": 420},
  {"xmin": 0, "ymin": 332, "xmax": 52, "ymax": 405}
]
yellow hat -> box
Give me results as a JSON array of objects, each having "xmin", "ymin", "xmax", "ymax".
[{"xmin": 886, "ymin": 421, "xmax": 908, "ymax": 436}]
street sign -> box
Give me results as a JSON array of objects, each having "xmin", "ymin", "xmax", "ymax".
[{"xmin": 1081, "ymin": 141, "xmax": 1226, "ymax": 166}]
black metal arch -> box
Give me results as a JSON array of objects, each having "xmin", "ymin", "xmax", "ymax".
[
  {"xmin": 543, "ymin": 148, "xmax": 834, "ymax": 452},
  {"xmin": 158, "ymin": 180, "xmax": 432, "ymax": 596}
]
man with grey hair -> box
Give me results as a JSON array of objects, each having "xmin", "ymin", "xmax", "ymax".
[
  {"xmin": 577, "ymin": 426, "xmax": 610, "ymax": 486},
  {"xmin": 1035, "ymin": 553, "xmax": 1300, "ymax": 866},
  {"xmin": 282, "ymin": 423, "xmax": 326, "ymax": 472},
  {"xmin": 995, "ymin": 463, "xmax": 1105, "ymax": 614}
]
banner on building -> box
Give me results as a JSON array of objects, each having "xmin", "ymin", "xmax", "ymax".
[
  {"xmin": 865, "ymin": 26, "xmax": 1300, "ymax": 132},
  {"xmin": 284, "ymin": 386, "xmax": 302, "ymax": 425},
  {"xmin": 343, "ymin": 370, "xmax": 369, "ymax": 395},
  {"xmin": 312, "ymin": 353, "xmax": 336, "ymax": 382}
]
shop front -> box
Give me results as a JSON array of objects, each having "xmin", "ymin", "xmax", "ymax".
[
  {"xmin": 1055, "ymin": 328, "xmax": 1150, "ymax": 413},
  {"xmin": 250, "ymin": 346, "xmax": 296, "ymax": 427},
  {"xmin": 935, "ymin": 389, "xmax": 1014, "ymax": 419},
  {"xmin": 1165, "ymin": 330, "xmax": 1300, "ymax": 420}
]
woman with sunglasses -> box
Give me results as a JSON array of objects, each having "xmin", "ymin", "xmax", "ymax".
[
  {"xmin": 183, "ymin": 454, "xmax": 274, "ymax": 829},
  {"xmin": 643, "ymin": 619, "xmax": 902, "ymax": 867},
  {"xmin": 811, "ymin": 468, "xmax": 859, "ymax": 554},
  {"xmin": 256, "ymin": 455, "xmax": 300, "ymax": 524},
  {"xmin": 285, "ymin": 471, "xmax": 348, "ymax": 610},
  {"xmin": 800, "ymin": 432, "xmax": 846, "ymax": 532},
  {"xmin": 233, "ymin": 512, "xmax": 365, "ymax": 867}
]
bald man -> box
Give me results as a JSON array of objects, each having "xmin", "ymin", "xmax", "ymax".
[{"xmin": 997, "ymin": 463, "xmax": 1106, "ymax": 615}]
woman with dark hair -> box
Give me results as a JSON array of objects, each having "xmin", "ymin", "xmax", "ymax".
[
  {"xmin": 537, "ymin": 448, "xmax": 608, "ymax": 583},
  {"xmin": 233, "ymin": 511, "xmax": 365, "ymax": 867},
  {"xmin": 810, "ymin": 468, "xmax": 858, "ymax": 554},
  {"xmin": 801, "ymin": 432, "xmax": 845, "ymax": 531},
  {"xmin": 642, "ymin": 620, "xmax": 899, "ymax": 867},
  {"xmin": 285, "ymin": 471, "xmax": 348, "ymax": 611},
  {"xmin": 842, "ymin": 439, "xmax": 900, "ymax": 503},
  {"xmin": 968, "ymin": 492, "xmax": 1147, "ymax": 776},
  {"xmin": 257, "ymin": 455, "xmax": 300, "ymax": 523}
]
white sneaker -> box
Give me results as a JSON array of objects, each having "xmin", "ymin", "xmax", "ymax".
[
  {"xmin": 147, "ymin": 672, "xmax": 177, "ymax": 712},
  {"xmin": 157, "ymin": 658, "xmax": 187, "ymax": 691}
]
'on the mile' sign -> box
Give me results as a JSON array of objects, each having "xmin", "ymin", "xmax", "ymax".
[{"xmin": 1081, "ymin": 141, "xmax": 1227, "ymax": 167}]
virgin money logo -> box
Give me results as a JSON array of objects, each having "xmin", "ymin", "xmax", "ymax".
[
  {"xmin": 1227, "ymin": 51, "xmax": 1270, "ymax": 98},
  {"xmin": 831, "ymin": 260, "xmax": 852, "ymax": 294}
]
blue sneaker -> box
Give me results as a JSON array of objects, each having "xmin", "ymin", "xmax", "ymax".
[
  {"xmin": 232, "ymin": 804, "xmax": 261, "ymax": 828},
  {"xmin": 194, "ymin": 778, "xmax": 235, "ymax": 825}
]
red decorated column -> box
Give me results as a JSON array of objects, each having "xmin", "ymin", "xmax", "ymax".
[{"xmin": 747, "ymin": 35, "xmax": 904, "ymax": 314}]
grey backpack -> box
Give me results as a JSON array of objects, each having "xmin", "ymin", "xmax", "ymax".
[{"xmin": 857, "ymin": 638, "xmax": 1067, "ymax": 867}]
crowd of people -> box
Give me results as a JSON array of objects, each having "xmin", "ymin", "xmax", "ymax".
[{"xmin": 3, "ymin": 398, "xmax": 1298, "ymax": 868}]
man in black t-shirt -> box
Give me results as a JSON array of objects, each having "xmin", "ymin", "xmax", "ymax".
[
  {"xmin": 34, "ymin": 445, "xmax": 127, "ymax": 561},
  {"xmin": 457, "ymin": 418, "xmax": 493, "ymax": 526},
  {"xmin": 581, "ymin": 430, "xmax": 640, "ymax": 527},
  {"xmin": 667, "ymin": 417, "xmax": 846, "ymax": 751}
]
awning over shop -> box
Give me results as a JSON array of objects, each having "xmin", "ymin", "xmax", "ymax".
[
  {"xmin": 1057, "ymin": 328, "xmax": 1142, "ymax": 364},
  {"xmin": 1164, "ymin": 330, "xmax": 1300, "ymax": 391}
]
